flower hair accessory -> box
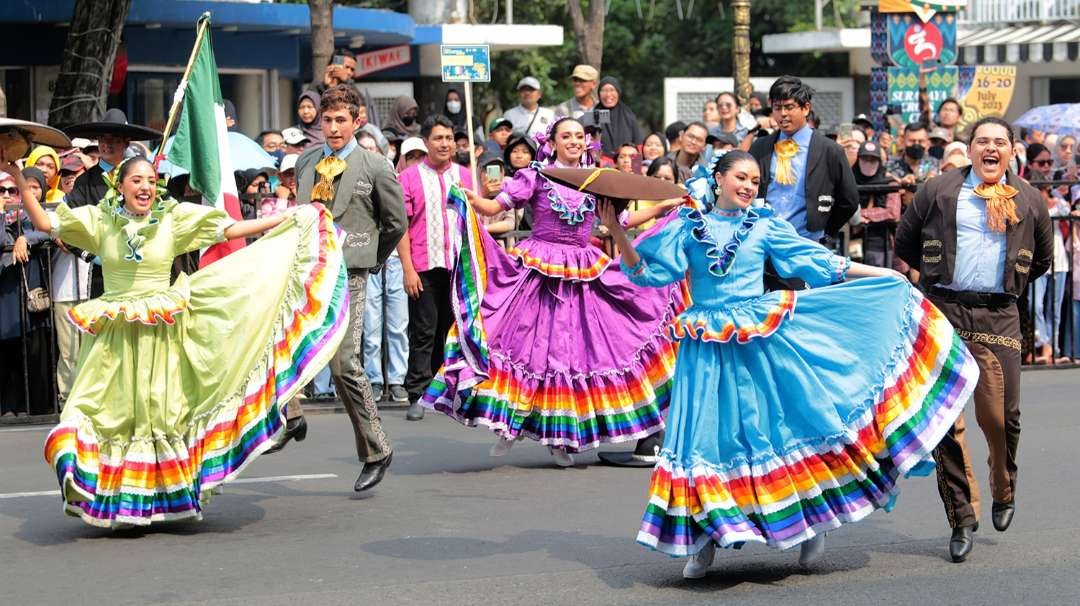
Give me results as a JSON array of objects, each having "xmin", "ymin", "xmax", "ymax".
[
  {"xmin": 685, "ymin": 150, "xmax": 728, "ymax": 211},
  {"xmin": 533, "ymin": 115, "xmax": 599, "ymax": 167}
]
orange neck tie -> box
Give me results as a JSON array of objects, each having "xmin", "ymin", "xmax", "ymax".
[{"xmin": 973, "ymin": 182, "xmax": 1019, "ymax": 232}]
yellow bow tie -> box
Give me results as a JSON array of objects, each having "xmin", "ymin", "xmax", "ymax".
[
  {"xmin": 311, "ymin": 155, "xmax": 348, "ymax": 204},
  {"xmin": 773, "ymin": 139, "xmax": 799, "ymax": 186},
  {"xmin": 973, "ymin": 182, "xmax": 1019, "ymax": 233}
]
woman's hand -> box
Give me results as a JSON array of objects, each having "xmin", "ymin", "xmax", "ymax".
[
  {"xmin": 12, "ymin": 235, "xmax": 29, "ymax": 263},
  {"xmin": 596, "ymin": 198, "xmax": 622, "ymax": 232},
  {"xmin": 403, "ymin": 267, "xmax": 423, "ymax": 299}
]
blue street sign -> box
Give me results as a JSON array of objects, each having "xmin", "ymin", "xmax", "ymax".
[{"xmin": 440, "ymin": 45, "xmax": 491, "ymax": 83}]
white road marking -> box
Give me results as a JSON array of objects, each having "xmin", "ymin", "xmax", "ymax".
[{"xmin": 0, "ymin": 473, "xmax": 338, "ymax": 500}]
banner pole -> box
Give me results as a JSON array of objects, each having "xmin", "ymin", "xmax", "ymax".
[{"xmin": 465, "ymin": 80, "xmax": 478, "ymax": 189}]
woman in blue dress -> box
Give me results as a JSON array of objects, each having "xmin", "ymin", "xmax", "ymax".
[{"xmin": 599, "ymin": 151, "xmax": 979, "ymax": 579}]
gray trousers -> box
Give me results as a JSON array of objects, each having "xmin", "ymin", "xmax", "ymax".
[{"xmin": 288, "ymin": 268, "xmax": 391, "ymax": 463}]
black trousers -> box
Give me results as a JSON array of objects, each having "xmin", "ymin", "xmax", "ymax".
[
  {"xmin": 0, "ymin": 330, "xmax": 55, "ymax": 415},
  {"xmin": 404, "ymin": 268, "xmax": 453, "ymax": 402}
]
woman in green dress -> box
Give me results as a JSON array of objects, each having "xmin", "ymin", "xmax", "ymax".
[{"xmin": 2, "ymin": 155, "xmax": 349, "ymax": 528}]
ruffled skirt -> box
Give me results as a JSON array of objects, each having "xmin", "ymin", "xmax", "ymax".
[
  {"xmin": 421, "ymin": 188, "xmax": 685, "ymax": 452},
  {"xmin": 637, "ymin": 277, "xmax": 978, "ymax": 555},
  {"xmin": 43, "ymin": 204, "xmax": 348, "ymax": 527}
]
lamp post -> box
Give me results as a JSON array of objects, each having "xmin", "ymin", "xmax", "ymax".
[{"xmin": 732, "ymin": 0, "xmax": 753, "ymax": 108}]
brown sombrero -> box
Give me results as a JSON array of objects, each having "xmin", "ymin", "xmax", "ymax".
[
  {"xmin": 541, "ymin": 167, "xmax": 686, "ymax": 212},
  {"xmin": 0, "ymin": 118, "xmax": 72, "ymax": 161},
  {"xmin": 64, "ymin": 108, "xmax": 162, "ymax": 141}
]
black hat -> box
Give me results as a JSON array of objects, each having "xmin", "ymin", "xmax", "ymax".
[
  {"xmin": 706, "ymin": 127, "xmax": 739, "ymax": 148},
  {"xmin": 857, "ymin": 140, "xmax": 882, "ymax": 159},
  {"xmin": 579, "ymin": 112, "xmax": 601, "ymax": 134},
  {"xmin": 597, "ymin": 432, "xmax": 664, "ymax": 468},
  {"xmin": 478, "ymin": 151, "xmax": 505, "ymax": 168},
  {"xmin": 852, "ymin": 113, "xmax": 873, "ymax": 128},
  {"xmin": 503, "ymin": 134, "xmax": 538, "ymax": 166},
  {"xmin": 65, "ymin": 108, "xmax": 161, "ymax": 141}
]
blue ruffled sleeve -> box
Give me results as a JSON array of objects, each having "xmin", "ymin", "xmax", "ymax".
[
  {"xmin": 765, "ymin": 216, "xmax": 849, "ymax": 288},
  {"xmin": 620, "ymin": 208, "xmax": 690, "ymax": 287}
]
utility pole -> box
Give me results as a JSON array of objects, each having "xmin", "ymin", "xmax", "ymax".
[{"xmin": 732, "ymin": 0, "xmax": 752, "ymax": 108}]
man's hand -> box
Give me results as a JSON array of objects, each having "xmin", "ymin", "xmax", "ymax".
[
  {"xmin": 403, "ymin": 267, "xmax": 423, "ymax": 299},
  {"xmin": 322, "ymin": 64, "xmax": 344, "ymax": 87}
]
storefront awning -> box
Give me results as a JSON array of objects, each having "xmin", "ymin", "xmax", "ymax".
[{"xmin": 959, "ymin": 22, "xmax": 1080, "ymax": 64}]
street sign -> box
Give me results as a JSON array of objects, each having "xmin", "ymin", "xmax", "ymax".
[
  {"xmin": 355, "ymin": 45, "xmax": 411, "ymax": 79},
  {"xmin": 440, "ymin": 45, "xmax": 491, "ymax": 83}
]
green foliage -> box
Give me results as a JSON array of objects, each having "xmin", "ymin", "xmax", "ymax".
[{"xmin": 471, "ymin": 0, "xmax": 849, "ymax": 131}]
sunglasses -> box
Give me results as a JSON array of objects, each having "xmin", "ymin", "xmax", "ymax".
[
  {"xmin": 1032, "ymin": 159, "xmax": 1053, "ymax": 166},
  {"xmin": 0, "ymin": 186, "xmax": 19, "ymax": 196}
]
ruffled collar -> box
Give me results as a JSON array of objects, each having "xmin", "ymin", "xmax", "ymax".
[
  {"xmin": 531, "ymin": 160, "xmax": 596, "ymax": 226},
  {"xmin": 681, "ymin": 205, "xmax": 773, "ymax": 277}
]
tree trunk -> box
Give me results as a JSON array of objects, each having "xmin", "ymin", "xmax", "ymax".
[
  {"xmin": 309, "ymin": 0, "xmax": 335, "ymax": 86},
  {"xmin": 567, "ymin": 0, "xmax": 605, "ymax": 72},
  {"xmin": 47, "ymin": 0, "xmax": 131, "ymax": 127}
]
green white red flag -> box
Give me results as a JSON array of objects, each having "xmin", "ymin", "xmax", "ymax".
[{"xmin": 167, "ymin": 14, "xmax": 243, "ymax": 267}]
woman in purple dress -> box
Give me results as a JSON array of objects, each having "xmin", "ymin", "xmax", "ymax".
[{"xmin": 422, "ymin": 117, "xmax": 683, "ymax": 466}]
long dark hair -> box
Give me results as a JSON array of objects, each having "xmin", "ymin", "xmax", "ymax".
[{"xmin": 645, "ymin": 155, "xmax": 680, "ymax": 183}]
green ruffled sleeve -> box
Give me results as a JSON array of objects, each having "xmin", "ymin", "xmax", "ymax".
[
  {"xmin": 170, "ymin": 202, "xmax": 237, "ymax": 255},
  {"xmin": 49, "ymin": 203, "xmax": 102, "ymax": 255}
]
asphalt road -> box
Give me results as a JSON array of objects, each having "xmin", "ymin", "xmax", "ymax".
[{"xmin": 2, "ymin": 369, "xmax": 1079, "ymax": 605}]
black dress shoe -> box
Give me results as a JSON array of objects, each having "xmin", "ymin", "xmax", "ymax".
[
  {"xmin": 354, "ymin": 452, "xmax": 392, "ymax": 492},
  {"xmin": 405, "ymin": 401, "xmax": 425, "ymax": 421},
  {"xmin": 949, "ymin": 524, "xmax": 976, "ymax": 562},
  {"xmin": 992, "ymin": 501, "xmax": 1015, "ymax": 532},
  {"xmin": 264, "ymin": 416, "xmax": 308, "ymax": 455}
]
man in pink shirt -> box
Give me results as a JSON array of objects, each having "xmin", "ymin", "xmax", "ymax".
[{"xmin": 397, "ymin": 114, "xmax": 473, "ymax": 420}]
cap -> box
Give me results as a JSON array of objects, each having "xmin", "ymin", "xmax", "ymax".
[
  {"xmin": 516, "ymin": 76, "xmax": 541, "ymax": 91},
  {"xmin": 579, "ymin": 111, "xmax": 600, "ymax": 133},
  {"xmin": 281, "ymin": 127, "xmax": 309, "ymax": 145},
  {"xmin": 852, "ymin": 113, "xmax": 873, "ymax": 127},
  {"xmin": 478, "ymin": 151, "xmax": 505, "ymax": 168},
  {"xmin": 400, "ymin": 137, "xmax": 427, "ymax": 157},
  {"xmin": 70, "ymin": 137, "xmax": 97, "ymax": 150},
  {"xmin": 60, "ymin": 154, "xmax": 85, "ymax": 173},
  {"xmin": 706, "ymin": 127, "xmax": 739, "ymax": 147},
  {"xmin": 279, "ymin": 153, "xmax": 299, "ymax": 173},
  {"xmin": 453, "ymin": 127, "xmax": 470, "ymax": 141},
  {"xmin": 929, "ymin": 126, "xmax": 953, "ymax": 143},
  {"xmin": 570, "ymin": 65, "xmax": 599, "ymax": 82},
  {"xmin": 488, "ymin": 117, "xmax": 513, "ymax": 132},
  {"xmin": 857, "ymin": 141, "xmax": 881, "ymax": 159}
]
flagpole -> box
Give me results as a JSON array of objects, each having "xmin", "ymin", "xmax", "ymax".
[{"xmin": 154, "ymin": 12, "xmax": 212, "ymax": 169}]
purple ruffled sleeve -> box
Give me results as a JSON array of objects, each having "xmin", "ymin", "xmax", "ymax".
[{"xmin": 494, "ymin": 168, "xmax": 538, "ymax": 211}]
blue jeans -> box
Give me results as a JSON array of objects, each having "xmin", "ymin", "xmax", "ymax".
[
  {"xmin": 1032, "ymin": 273, "xmax": 1068, "ymax": 352},
  {"xmin": 1072, "ymin": 299, "xmax": 1080, "ymax": 359},
  {"xmin": 363, "ymin": 256, "xmax": 409, "ymax": 386},
  {"xmin": 312, "ymin": 365, "xmax": 334, "ymax": 396}
]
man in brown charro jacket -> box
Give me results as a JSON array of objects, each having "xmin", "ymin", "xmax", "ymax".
[{"xmin": 895, "ymin": 117, "xmax": 1054, "ymax": 563}]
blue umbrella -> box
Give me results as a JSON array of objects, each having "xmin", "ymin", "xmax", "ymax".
[
  {"xmin": 1013, "ymin": 103, "xmax": 1080, "ymax": 140},
  {"xmin": 155, "ymin": 132, "xmax": 278, "ymax": 178}
]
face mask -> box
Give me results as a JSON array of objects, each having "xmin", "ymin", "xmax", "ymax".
[
  {"xmin": 928, "ymin": 145, "xmax": 945, "ymax": 160},
  {"xmin": 454, "ymin": 151, "xmax": 470, "ymax": 165},
  {"xmin": 269, "ymin": 149, "xmax": 286, "ymax": 166},
  {"xmin": 905, "ymin": 144, "xmax": 925, "ymax": 161},
  {"xmin": 446, "ymin": 101, "xmax": 462, "ymax": 114},
  {"xmin": 402, "ymin": 116, "xmax": 416, "ymax": 126}
]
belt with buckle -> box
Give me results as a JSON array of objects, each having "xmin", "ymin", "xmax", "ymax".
[{"xmin": 930, "ymin": 286, "xmax": 1017, "ymax": 309}]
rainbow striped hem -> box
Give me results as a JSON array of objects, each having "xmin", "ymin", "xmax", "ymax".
[
  {"xmin": 667, "ymin": 291, "xmax": 796, "ymax": 343},
  {"xmin": 425, "ymin": 332, "xmax": 680, "ymax": 452},
  {"xmin": 506, "ymin": 247, "xmax": 612, "ymax": 281},
  {"xmin": 637, "ymin": 291, "xmax": 978, "ymax": 555},
  {"xmin": 43, "ymin": 204, "xmax": 349, "ymax": 528}
]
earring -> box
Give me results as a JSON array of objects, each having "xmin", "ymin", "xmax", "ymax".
[{"xmin": 713, "ymin": 183, "xmax": 723, "ymax": 198}]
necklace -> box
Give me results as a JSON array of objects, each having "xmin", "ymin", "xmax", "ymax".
[
  {"xmin": 713, "ymin": 206, "xmax": 744, "ymax": 217},
  {"xmin": 118, "ymin": 205, "xmax": 150, "ymax": 218}
]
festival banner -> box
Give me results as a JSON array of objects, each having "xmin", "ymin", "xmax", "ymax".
[
  {"xmin": 885, "ymin": 12, "xmax": 957, "ymax": 67},
  {"xmin": 878, "ymin": 0, "xmax": 967, "ymax": 22},
  {"xmin": 955, "ymin": 65, "xmax": 1017, "ymax": 129},
  {"xmin": 884, "ymin": 66, "xmax": 958, "ymax": 125}
]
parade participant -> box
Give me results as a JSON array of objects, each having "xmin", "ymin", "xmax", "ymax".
[
  {"xmin": 895, "ymin": 117, "xmax": 1054, "ymax": 562},
  {"xmin": 603, "ymin": 150, "xmax": 978, "ymax": 578},
  {"xmin": 64, "ymin": 109, "xmax": 162, "ymax": 298},
  {"xmin": 4, "ymin": 152, "xmax": 350, "ymax": 528},
  {"xmin": 427, "ymin": 116, "xmax": 683, "ymax": 466},
  {"xmin": 749, "ymin": 76, "xmax": 858, "ymax": 247},
  {"xmin": 287, "ymin": 85, "xmax": 407, "ymax": 493}
]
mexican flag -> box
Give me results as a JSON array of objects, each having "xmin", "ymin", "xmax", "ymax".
[{"xmin": 167, "ymin": 14, "xmax": 244, "ymax": 267}]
